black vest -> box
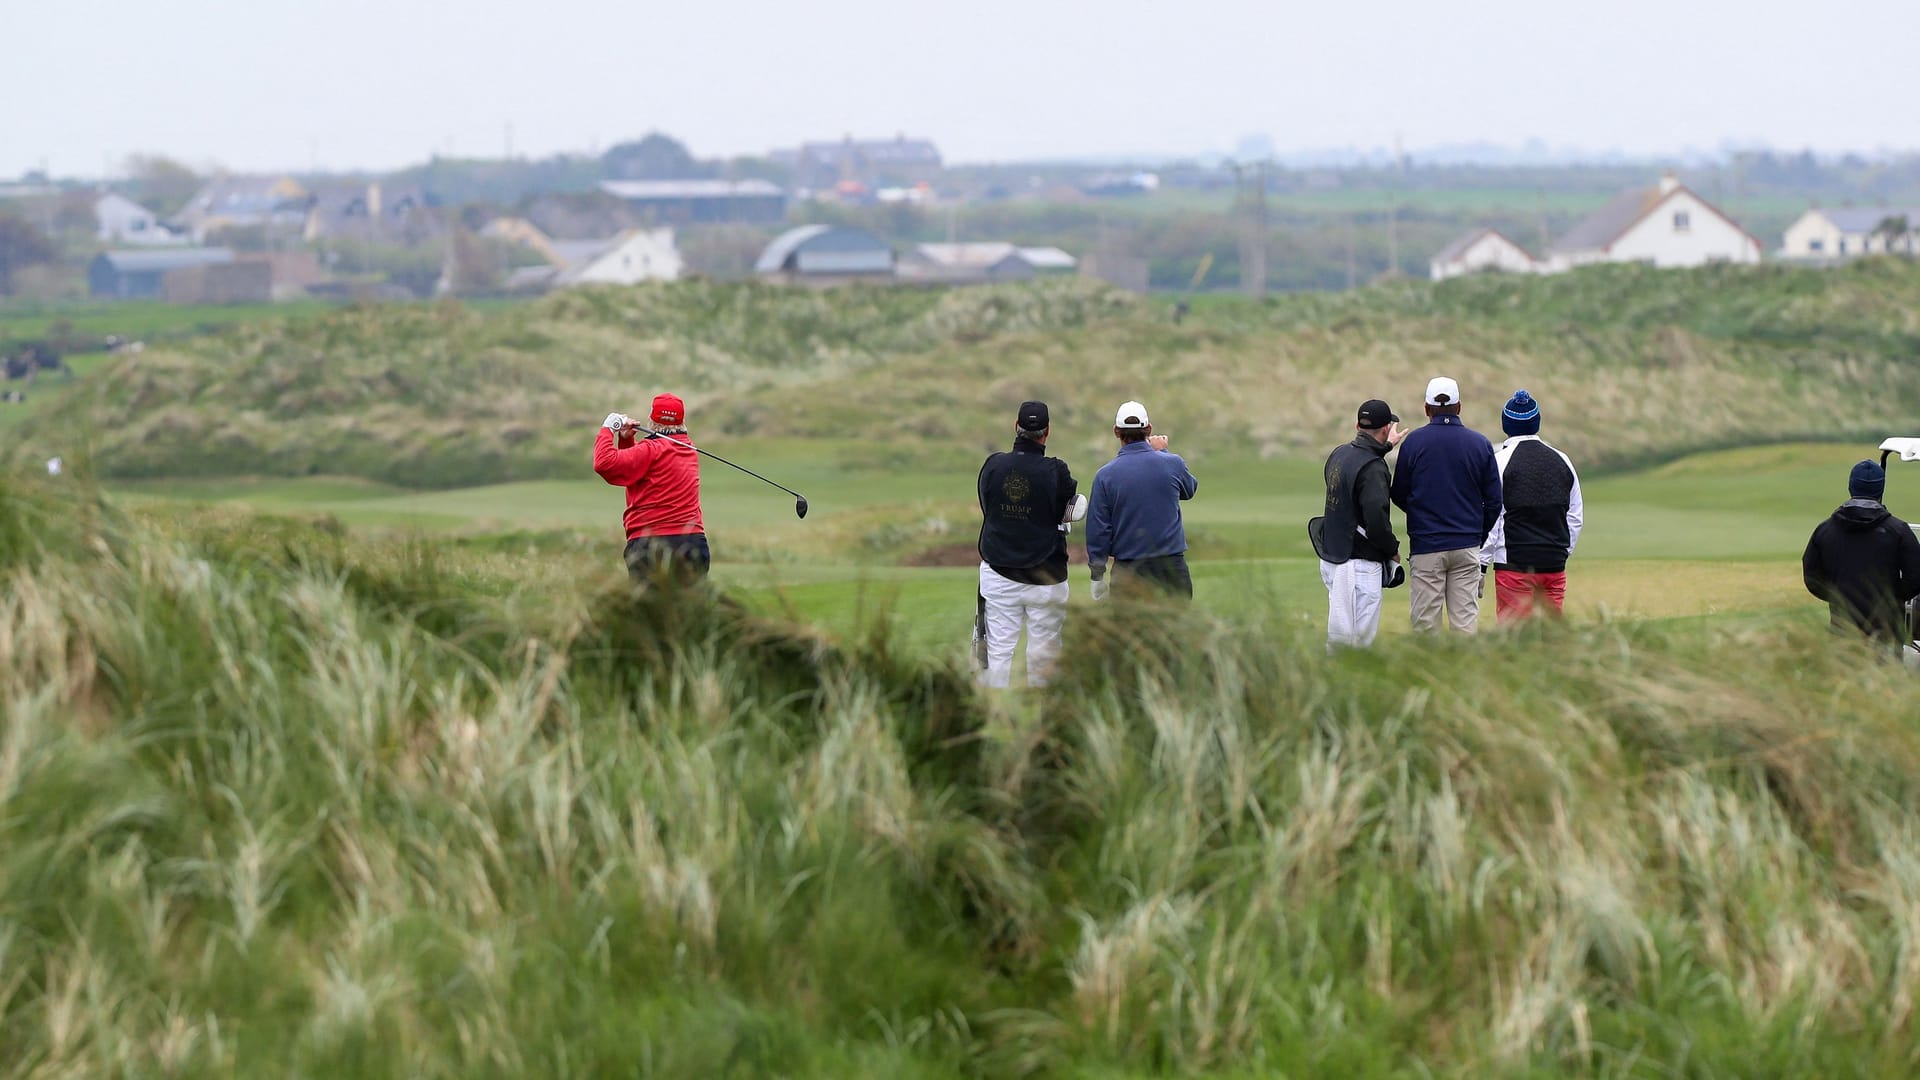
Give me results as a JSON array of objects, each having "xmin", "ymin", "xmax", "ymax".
[
  {"xmin": 1321, "ymin": 437, "xmax": 1392, "ymax": 564},
  {"xmin": 1497, "ymin": 439, "xmax": 1576, "ymax": 572},
  {"xmin": 977, "ymin": 441, "xmax": 1073, "ymax": 583}
]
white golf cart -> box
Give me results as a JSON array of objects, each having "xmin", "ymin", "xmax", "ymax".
[{"xmin": 1876, "ymin": 438, "xmax": 1920, "ymax": 664}]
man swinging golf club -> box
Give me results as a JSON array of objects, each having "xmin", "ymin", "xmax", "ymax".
[
  {"xmin": 595, "ymin": 392, "xmax": 710, "ymax": 581},
  {"xmin": 972, "ymin": 400, "xmax": 1084, "ymax": 688}
]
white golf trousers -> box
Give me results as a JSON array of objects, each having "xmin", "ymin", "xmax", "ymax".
[
  {"xmin": 975, "ymin": 563, "xmax": 1069, "ymax": 688},
  {"xmin": 1320, "ymin": 558, "xmax": 1385, "ymax": 648}
]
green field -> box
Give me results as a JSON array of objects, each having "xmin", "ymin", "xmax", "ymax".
[
  {"xmin": 101, "ymin": 438, "xmax": 1898, "ymax": 659},
  {"xmin": 0, "ymin": 297, "xmax": 340, "ymax": 347}
]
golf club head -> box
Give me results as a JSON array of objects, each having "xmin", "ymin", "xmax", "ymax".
[{"xmin": 795, "ymin": 497, "xmax": 809, "ymax": 519}]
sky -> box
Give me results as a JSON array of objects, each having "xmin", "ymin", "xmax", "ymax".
[{"xmin": 4, "ymin": 0, "xmax": 1917, "ymax": 178}]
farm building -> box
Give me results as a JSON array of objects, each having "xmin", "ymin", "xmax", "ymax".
[
  {"xmin": 898, "ymin": 242, "xmax": 1077, "ymax": 283},
  {"xmin": 94, "ymin": 193, "xmax": 185, "ymax": 246},
  {"xmin": 88, "ymin": 248, "xmax": 238, "ymax": 299},
  {"xmin": 1543, "ymin": 174, "xmax": 1761, "ymax": 272},
  {"xmin": 161, "ymin": 261, "xmax": 273, "ymax": 305},
  {"xmin": 1429, "ymin": 228, "xmax": 1536, "ymax": 280},
  {"xmin": 171, "ymin": 176, "xmax": 310, "ymax": 243},
  {"xmin": 303, "ymin": 182, "xmax": 439, "ymax": 245},
  {"xmin": 1779, "ymin": 207, "xmax": 1920, "ymax": 260},
  {"xmin": 754, "ymin": 225, "xmax": 894, "ymax": 283},
  {"xmin": 599, "ymin": 179, "xmax": 787, "ymax": 225}
]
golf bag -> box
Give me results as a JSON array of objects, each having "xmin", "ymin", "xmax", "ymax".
[
  {"xmin": 1906, "ymin": 595, "xmax": 1920, "ymax": 668},
  {"xmin": 972, "ymin": 592, "xmax": 989, "ymax": 671}
]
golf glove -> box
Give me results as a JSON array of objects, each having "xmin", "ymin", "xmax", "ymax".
[
  {"xmin": 603, "ymin": 412, "xmax": 631, "ymax": 431},
  {"xmin": 1478, "ymin": 564, "xmax": 1489, "ymax": 598},
  {"xmin": 1090, "ymin": 579, "xmax": 1110, "ymax": 602}
]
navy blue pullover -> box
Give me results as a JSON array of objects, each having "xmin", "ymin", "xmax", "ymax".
[
  {"xmin": 1389, "ymin": 414, "xmax": 1502, "ymax": 556},
  {"xmin": 1087, "ymin": 442, "xmax": 1198, "ymax": 570}
]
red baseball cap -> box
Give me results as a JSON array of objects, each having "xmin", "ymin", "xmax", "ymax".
[{"xmin": 650, "ymin": 393, "xmax": 685, "ymax": 426}]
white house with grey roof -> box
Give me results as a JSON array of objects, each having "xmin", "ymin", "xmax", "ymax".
[
  {"xmin": 1429, "ymin": 228, "xmax": 1536, "ymax": 280},
  {"xmin": 95, "ymin": 193, "xmax": 185, "ymax": 246},
  {"xmin": 1542, "ymin": 174, "xmax": 1762, "ymax": 273},
  {"xmin": 1780, "ymin": 206, "xmax": 1920, "ymax": 260}
]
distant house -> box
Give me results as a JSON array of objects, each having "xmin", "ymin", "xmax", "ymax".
[
  {"xmin": 1543, "ymin": 173, "xmax": 1761, "ymax": 272},
  {"xmin": 88, "ymin": 248, "xmax": 237, "ymax": 298},
  {"xmin": 1780, "ymin": 207, "xmax": 1920, "ymax": 260},
  {"xmin": 899, "ymin": 242, "xmax": 1077, "ymax": 282},
  {"xmin": 1429, "ymin": 228, "xmax": 1536, "ymax": 280},
  {"xmin": 774, "ymin": 136, "xmax": 943, "ymax": 189},
  {"xmin": 599, "ymin": 179, "xmax": 787, "ymax": 225},
  {"xmin": 754, "ymin": 225, "xmax": 894, "ymax": 283},
  {"xmin": 171, "ymin": 176, "xmax": 310, "ymax": 243},
  {"xmin": 303, "ymin": 182, "xmax": 439, "ymax": 245},
  {"xmin": 95, "ymin": 193, "xmax": 184, "ymax": 246},
  {"xmin": 1081, "ymin": 172, "xmax": 1161, "ymax": 198},
  {"xmin": 553, "ymin": 229, "xmax": 683, "ymax": 287},
  {"xmin": 486, "ymin": 220, "xmax": 681, "ymax": 292}
]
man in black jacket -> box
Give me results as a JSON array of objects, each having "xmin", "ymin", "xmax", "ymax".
[
  {"xmin": 974, "ymin": 400, "xmax": 1081, "ymax": 687},
  {"xmin": 1803, "ymin": 460, "xmax": 1920, "ymax": 648},
  {"xmin": 1316, "ymin": 399, "xmax": 1407, "ymax": 647}
]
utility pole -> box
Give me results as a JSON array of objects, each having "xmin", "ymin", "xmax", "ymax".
[
  {"xmin": 1537, "ymin": 187, "xmax": 1550, "ymax": 259},
  {"xmin": 1232, "ymin": 161, "xmax": 1268, "ymax": 298},
  {"xmin": 1346, "ymin": 214, "xmax": 1357, "ymax": 290},
  {"xmin": 1386, "ymin": 133, "xmax": 1404, "ymax": 278},
  {"xmin": 1386, "ymin": 201, "xmax": 1398, "ymax": 279}
]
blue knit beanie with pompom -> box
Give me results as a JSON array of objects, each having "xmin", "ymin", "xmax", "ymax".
[{"xmin": 1502, "ymin": 389, "xmax": 1541, "ymax": 436}]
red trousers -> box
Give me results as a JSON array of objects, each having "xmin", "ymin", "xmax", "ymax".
[{"xmin": 1495, "ymin": 570, "xmax": 1567, "ymax": 622}]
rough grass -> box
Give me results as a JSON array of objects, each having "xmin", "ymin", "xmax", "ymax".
[
  {"xmin": 14, "ymin": 261, "xmax": 1920, "ymax": 487},
  {"xmin": 5, "ymin": 469, "xmax": 1920, "ymax": 1077}
]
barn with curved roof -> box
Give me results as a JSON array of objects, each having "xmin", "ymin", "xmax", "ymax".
[{"xmin": 754, "ymin": 225, "xmax": 894, "ymax": 282}]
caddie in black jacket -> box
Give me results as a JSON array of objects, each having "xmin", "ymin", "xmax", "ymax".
[
  {"xmin": 1315, "ymin": 398, "xmax": 1406, "ymax": 647},
  {"xmin": 1322, "ymin": 431, "xmax": 1400, "ymax": 566},
  {"xmin": 974, "ymin": 400, "xmax": 1079, "ymax": 687},
  {"xmin": 1803, "ymin": 460, "xmax": 1920, "ymax": 646}
]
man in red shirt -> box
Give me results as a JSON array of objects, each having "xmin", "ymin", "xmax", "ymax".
[{"xmin": 593, "ymin": 392, "xmax": 709, "ymax": 581}]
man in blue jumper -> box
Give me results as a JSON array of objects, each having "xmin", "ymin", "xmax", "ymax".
[
  {"xmin": 1087, "ymin": 400, "xmax": 1200, "ymax": 601},
  {"xmin": 1390, "ymin": 376, "xmax": 1503, "ymax": 633}
]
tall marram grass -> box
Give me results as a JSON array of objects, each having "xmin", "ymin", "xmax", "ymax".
[
  {"xmin": 18, "ymin": 262, "xmax": 1920, "ymax": 486},
  {"xmin": 5, "ymin": 471, "xmax": 1920, "ymax": 1076}
]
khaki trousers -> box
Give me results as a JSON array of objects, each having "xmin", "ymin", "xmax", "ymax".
[{"xmin": 1409, "ymin": 548, "xmax": 1482, "ymax": 634}]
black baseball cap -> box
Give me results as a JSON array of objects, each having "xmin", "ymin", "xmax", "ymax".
[
  {"xmin": 1017, "ymin": 400, "xmax": 1050, "ymax": 432},
  {"xmin": 1357, "ymin": 399, "xmax": 1399, "ymax": 429}
]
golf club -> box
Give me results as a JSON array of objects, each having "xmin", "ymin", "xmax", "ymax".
[{"xmin": 634, "ymin": 427, "xmax": 809, "ymax": 519}]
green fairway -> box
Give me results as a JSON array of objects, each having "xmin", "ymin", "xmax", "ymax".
[{"xmin": 104, "ymin": 439, "xmax": 1893, "ymax": 662}]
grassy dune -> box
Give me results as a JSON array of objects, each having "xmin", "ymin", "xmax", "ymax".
[
  {"xmin": 4, "ymin": 473, "xmax": 1920, "ymax": 1077},
  {"xmin": 13, "ymin": 260, "xmax": 1920, "ymax": 486}
]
